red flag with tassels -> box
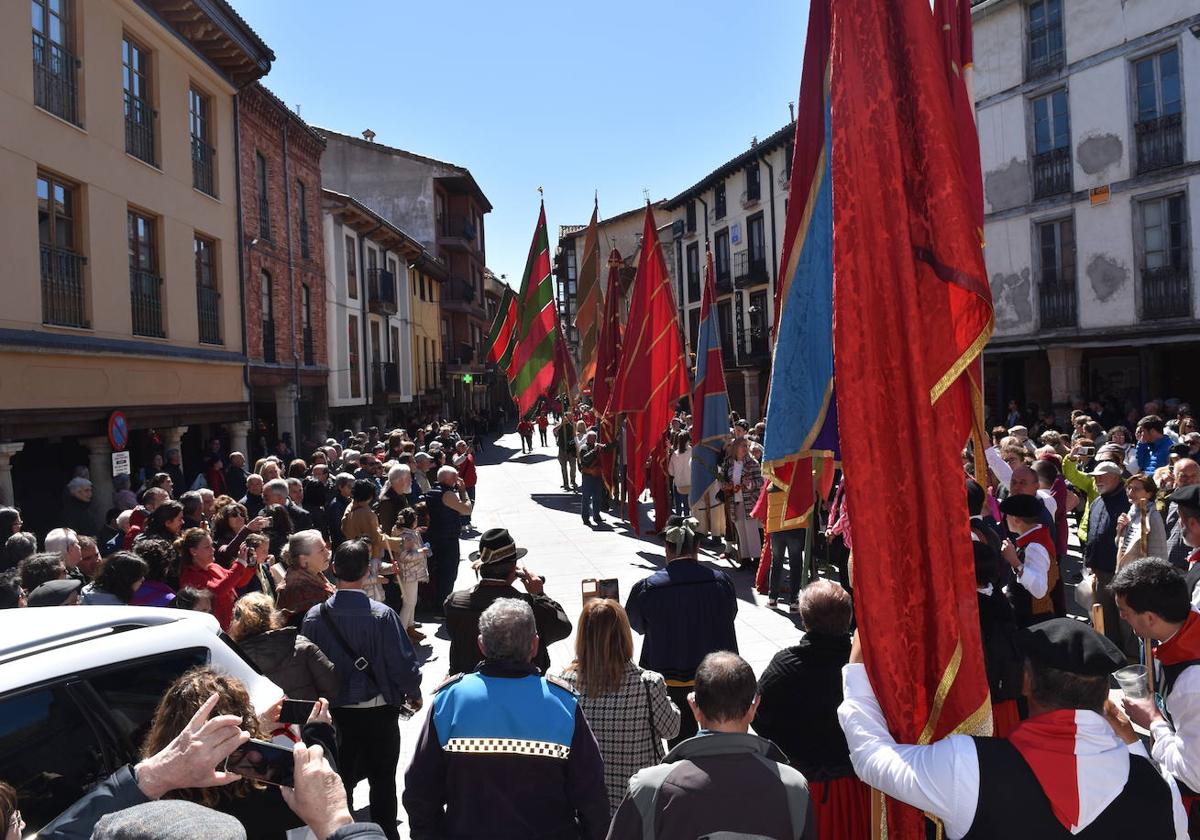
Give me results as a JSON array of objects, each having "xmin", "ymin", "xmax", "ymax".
[{"xmin": 608, "ymin": 205, "xmax": 689, "ymax": 534}]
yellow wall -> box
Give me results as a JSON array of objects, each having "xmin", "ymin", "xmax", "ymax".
[
  {"xmin": 0, "ymin": 0, "xmax": 245, "ymax": 409},
  {"xmin": 410, "ymin": 270, "xmax": 441, "ymax": 392}
]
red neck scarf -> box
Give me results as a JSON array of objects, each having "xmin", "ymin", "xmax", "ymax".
[{"xmin": 1156, "ymin": 610, "xmax": 1200, "ymax": 666}]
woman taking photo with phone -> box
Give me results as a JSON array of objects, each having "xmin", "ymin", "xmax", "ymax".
[
  {"xmin": 557, "ymin": 599, "xmax": 680, "ymax": 813},
  {"xmin": 140, "ymin": 667, "xmax": 335, "ymax": 840}
]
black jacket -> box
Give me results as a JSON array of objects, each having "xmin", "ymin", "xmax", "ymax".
[
  {"xmin": 1084, "ymin": 486, "xmax": 1128, "ymax": 574},
  {"xmin": 752, "ymin": 633, "xmax": 854, "ymax": 781},
  {"xmin": 238, "ymin": 626, "xmax": 341, "ymax": 701},
  {"xmin": 444, "ymin": 582, "xmax": 572, "ymax": 675},
  {"xmin": 224, "ymin": 464, "xmax": 248, "ymax": 501}
]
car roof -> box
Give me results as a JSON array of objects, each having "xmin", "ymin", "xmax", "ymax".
[{"xmin": 0, "ymin": 606, "xmax": 213, "ymax": 661}]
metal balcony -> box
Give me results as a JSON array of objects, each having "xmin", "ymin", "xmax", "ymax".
[
  {"xmin": 733, "ymin": 250, "xmax": 769, "ymax": 288},
  {"xmin": 40, "ymin": 244, "xmax": 88, "ymax": 328},
  {"xmin": 438, "ymin": 214, "xmax": 478, "ymax": 251},
  {"xmin": 1032, "ymin": 147, "xmax": 1072, "ymax": 199},
  {"xmin": 372, "ymin": 361, "xmax": 399, "ymax": 402},
  {"xmin": 440, "ymin": 279, "xmax": 486, "ymax": 317},
  {"xmin": 197, "ymin": 284, "xmax": 221, "ymax": 344},
  {"xmin": 367, "ymin": 268, "xmax": 397, "ymax": 315},
  {"xmin": 32, "ymin": 32, "xmax": 80, "ymax": 126},
  {"xmin": 1142, "ymin": 265, "xmax": 1191, "ymax": 320},
  {"xmin": 191, "ymin": 136, "xmax": 215, "ymax": 196},
  {"xmin": 1136, "ymin": 113, "xmax": 1184, "ymax": 174},
  {"xmin": 129, "ymin": 268, "xmax": 164, "ymax": 337},
  {"xmin": 124, "ymin": 93, "xmax": 156, "ymax": 166},
  {"xmin": 1038, "ymin": 281, "xmax": 1077, "ymax": 329}
]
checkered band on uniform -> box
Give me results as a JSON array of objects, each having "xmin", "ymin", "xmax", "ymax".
[{"xmin": 444, "ymin": 737, "xmax": 571, "ymax": 760}]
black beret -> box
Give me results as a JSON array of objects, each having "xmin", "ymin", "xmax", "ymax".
[
  {"xmin": 999, "ymin": 493, "xmax": 1043, "ymax": 520},
  {"xmin": 1018, "ymin": 618, "xmax": 1126, "ymax": 677},
  {"xmin": 1169, "ymin": 484, "xmax": 1200, "ymax": 512}
]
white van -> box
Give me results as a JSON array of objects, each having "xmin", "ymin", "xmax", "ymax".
[{"xmin": 0, "ymin": 606, "xmax": 283, "ymax": 835}]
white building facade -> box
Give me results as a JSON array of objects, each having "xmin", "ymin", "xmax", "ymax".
[
  {"xmin": 322, "ymin": 189, "xmax": 421, "ymax": 431},
  {"xmin": 663, "ymin": 123, "xmax": 794, "ymax": 421},
  {"xmin": 973, "ymin": 0, "xmax": 1199, "ymax": 417}
]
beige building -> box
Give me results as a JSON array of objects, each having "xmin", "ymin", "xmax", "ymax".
[{"xmin": 0, "ymin": 0, "xmax": 272, "ymax": 531}]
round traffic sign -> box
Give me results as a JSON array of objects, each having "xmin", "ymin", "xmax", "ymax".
[{"xmin": 108, "ymin": 411, "xmax": 129, "ymax": 452}]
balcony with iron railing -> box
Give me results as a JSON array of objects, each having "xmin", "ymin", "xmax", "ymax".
[
  {"xmin": 129, "ymin": 268, "xmax": 164, "ymax": 337},
  {"xmin": 124, "ymin": 93, "xmax": 156, "ymax": 166},
  {"xmin": 303, "ymin": 326, "xmax": 314, "ymax": 365},
  {"xmin": 196, "ymin": 284, "xmax": 221, "ymax": 344},
  {"xmin": 445, "ymin": 342, "xmax": 477, "ymax": 367},
  {"xmin": 437, "ymin": 214, "xmax": 479, "ymax": 251},
  {"xmin": 1038, "ymin": 280, "xmax": 1077, "ymax": 329},
  {"xmin": 372, "ymin": 361, "xmax": 399, "ymax": 401},
  {"xmin": 32, "ymin": 32, "xmax": 80, "ymax": 126},
  {"xmin": 733, "ymin": 250, "xmax": 768, "ymax": 288},
  {"xmin": 441, "ymin": 279, "xmax": 486, "ymax": 317},
  {"xmin": 262, "ymin": 320, "xmax": 276, "ymax": 363},
  {"xmin": 1136, "ymin": 113, "xmax": 1184, "ymax": 174},
  {"xmin": 40, "ymin": 244, "xmax": 88, "ymax": 328},
  {"xmin": 1026, "ymin": 26, "xmax": 1064, "ymax": 80},
  {"xmin": 1032, "ymin": 146, "xmax": 1072, "ymax": 199},
  {"xmin": 191, "ymin": 136, "xmax": 215, "ymax": 196},
  {"xmin": 367, "ymin": 267, "xmax": 397, "ymax": 315},
  {"xmin": 743, "ymin": 331, "xmax": 771, "ymax": 366},
  {"xmin": 1142, "ymin": 264, "xmax": 1191, "ymax": 320}
]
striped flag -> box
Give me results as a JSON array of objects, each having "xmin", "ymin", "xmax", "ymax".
[
  {"xmin": 508, "ymin": 202, "xmax": 560, "ymax": 415},
  {"xmin": 689, "ymin": 247, "xmax": 730, "ymax": 506},
  {"xmin": 591, "ymin": 248, "xmax": 625, "ymax": 493},
  {"xmin": 573, "ymin": 201, "xmax": 602, "ymax": 387},
  {"xmin": 486, "ymin": 285, "xmax": 518, "ymax": 376}
]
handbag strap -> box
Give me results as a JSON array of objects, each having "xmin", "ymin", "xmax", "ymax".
[
  {"xmin": 319, "ymin": 602, "xmax": 379, "ymax": 690},
  {"xmin": 643, "ymin": 674, "xmax": 660, "ymax": 762}
]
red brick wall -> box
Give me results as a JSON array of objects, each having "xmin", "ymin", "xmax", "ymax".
[{"xmin": 237, "ymin": 85, "xmax": 327, "ymax": 368}]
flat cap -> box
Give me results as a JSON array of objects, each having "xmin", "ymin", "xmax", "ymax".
[
  {"xmin": 93, "ymin": 800, "xmax": 245, "ymax": 840},
  {"xmin": 1018, "ymin": 617, "xmax": 1125, "ymax": 677},
  {"xmin": 1169, "ymin": 484, "xmax": 1200, "ymax": 511},
  {"xmin": 999, "ymin": 493, "xmax": 1043, "ymax": 520},
  {"xmin": 27, "ymin": 578, "xmax": 82, "ymax": 607}
]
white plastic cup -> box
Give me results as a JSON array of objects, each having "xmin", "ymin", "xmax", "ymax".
[{"xmin": 1114, "ymin": 665, "xmax": 1149, "ymax": 699}]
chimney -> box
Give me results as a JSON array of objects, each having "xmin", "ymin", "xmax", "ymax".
[{"xmin": 788, "ymin": 101, "xmax": 796, "ymax": 122}]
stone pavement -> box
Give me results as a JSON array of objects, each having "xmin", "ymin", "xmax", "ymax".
[{"xmin": 349, "ymin": 430, "xmax": 804, "ymax": 837}]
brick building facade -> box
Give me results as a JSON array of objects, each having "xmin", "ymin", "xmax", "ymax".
[{"xmin": 237, "ymin": 83, "xmax": 329, "ymax": 457}]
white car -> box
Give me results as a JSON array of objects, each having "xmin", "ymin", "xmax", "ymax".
[{"xmin": 0, "ymin": 606, "xmax": 283, "ymax": 835}]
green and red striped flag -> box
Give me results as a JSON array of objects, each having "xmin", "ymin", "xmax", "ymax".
[
  {"xmin": 486, "ymin": 284, "xmax": 518, "ymax": 378},
  {"xmin": 508, "ymin": 202, "xmax": 560, "ymax": 414}
]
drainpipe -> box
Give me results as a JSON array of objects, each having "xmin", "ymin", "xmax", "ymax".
[
  {"xmin": 281, "ymin": 120, "xmax": 302, "ymax": 444},
  {"xmin": 233, "ymin": 95, "xmax": 254, "ymax": 455}
]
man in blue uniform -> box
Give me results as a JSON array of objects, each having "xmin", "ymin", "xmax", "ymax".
[{"xmin": 402, "ymin": 598, "xmax": 608, "ymax": 839}]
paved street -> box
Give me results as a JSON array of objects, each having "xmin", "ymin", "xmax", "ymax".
[{"xmin": 351, "ymin": 430, "xmax": 804, "ymax": 836}]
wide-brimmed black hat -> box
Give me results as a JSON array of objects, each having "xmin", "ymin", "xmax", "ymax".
[
  {"xmin": 999, "ymin": 493, "xmax": 1043, "ymax": 520},
  {"xmin": 468, "ymin": 528, "xmax": 528, "ymax": 566}
]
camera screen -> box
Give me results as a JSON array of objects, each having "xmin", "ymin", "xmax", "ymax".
[{"xmin": 224, "ymin": 739, "xmax": 295, "ymax": 787}]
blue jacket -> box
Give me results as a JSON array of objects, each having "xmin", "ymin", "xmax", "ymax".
[
  {"xmin": 403, "ymin": 661, "xmax": 609, "ymax": 839},
  {"xmin": 301, "ymin": 590, "xmax": 421, "ymax": 707},
  {"xmin": 1137, "ymin": 436, "xmax": 1173, "ymax": 473},
  {"xmin": 625, "ymin": 559, "xmax": 738, "ymax": 682}
]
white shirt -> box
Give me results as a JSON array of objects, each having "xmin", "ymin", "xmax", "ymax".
[
  {"xmin": 838, "ymin": 664, "xmax": 1188, "ymax": 839},
  {"xmin": 1152, "ymin": 655, "xmax": 1200, "ymax": 793},
  {"xmin": 668, "ymin": 449, "xmax": 692, "ymax": 488},
  {"xmin": 1037, "ymin": 488, "xmax": 1057, "ymax": 520},
  {"xmin": 986, "ymin": 446, "xmax": 1011, "ymax": 490},
  {"xmin": 1010, "ymin": 526, "xmax": 1050, "ymax": 599}
]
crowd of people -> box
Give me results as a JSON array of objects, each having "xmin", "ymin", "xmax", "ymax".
[{"xmin": 2, "ymin": 392, "xmax": 1200, "ymax": 838}]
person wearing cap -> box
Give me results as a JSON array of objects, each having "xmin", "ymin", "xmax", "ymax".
[
  {"xmin": 1111, "ymin": 558, "xmax": 1200, "ymax": 829},
  {"xmin": 838, "ymin": 618, "xmax": 1188, "ymax": 838},
  {"xmin": 403, "ymin": 598, "xmax": 608, "ymax": 840},
  {"xmin": 443, "ymin": 529, "xmax": 571, "ymax": 675},
  {"xmin": 1062, "ymin": 440, "xmax": 1125, "ymax": 544},
  {"xmin": 1164, "ymin": 484, "xmax": 1200, "ymax": 607},
  {"xmin": 1009, "ymin": 425, "xmax": 1036, "ymax": 458},
  {"xmin": 27, "ymin": 577, "xmax": 82, "ymax": 607},
  {"xmin": 998, "ymin": 493, "xmax": 1057, "ymax": 626},
  {"xmin": 1084, "ymin": 460, "xmax": 1135, "ymax": 650}
]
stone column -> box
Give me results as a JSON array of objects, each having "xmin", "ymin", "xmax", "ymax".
[
  {"xmin": 81, "ymin": 436, "xmax": 115, "ymax": 515},
  {"xmin": 274, "ymin": 384, "xmax": 298, "ymax": 449},
  {"xmin": 228, "ymin": 420, "xmax": 252, "ymax": 459},
  {"xmin": 0, "ymin": 443, "xmax": 25, "ymax": 507},
  {"xmin": 1046, "ymin": 347, "xmax": 1083, "ymax": 410}
]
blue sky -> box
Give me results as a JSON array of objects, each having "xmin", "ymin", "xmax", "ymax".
[{"xmin": 234, "ymin": 0, "xmax": 808, "ymax": 285}]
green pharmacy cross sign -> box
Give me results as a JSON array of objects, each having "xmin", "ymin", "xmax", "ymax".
[{"xmin": 462, "ymin": 374, "xmax": 474, "ymax": 385}]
